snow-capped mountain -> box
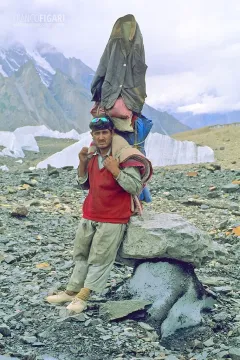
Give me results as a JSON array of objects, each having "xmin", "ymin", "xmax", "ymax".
[
  {"xmin": 0, "ymin": 43, "xmax": 55, "ymax": 86},
  {"xmin": 0, "ymin": 42, "xmax": 94, "ymax": 89}
]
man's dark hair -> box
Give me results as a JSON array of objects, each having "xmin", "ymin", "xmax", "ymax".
[{"xmin": 89, "ymin": 116, "xmax": 114, "ymax": 132}]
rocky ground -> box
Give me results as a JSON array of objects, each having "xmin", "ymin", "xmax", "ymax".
[{"xmin": 0, "ymin": 154, "xmax": 240, "ymax": 359}]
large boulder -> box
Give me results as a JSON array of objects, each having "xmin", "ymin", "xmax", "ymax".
[
  {"xmin": 118, "ymin": 213, "xmax": 214, "ymax": 268},
  {"xmin": 124, "ymin": 260, "xmax": 215, "ymax": 338}
]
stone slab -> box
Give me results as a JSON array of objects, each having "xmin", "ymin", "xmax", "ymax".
[{"xmin": 119, "ymin": 213, "xmax": 214, "ymax": 268}]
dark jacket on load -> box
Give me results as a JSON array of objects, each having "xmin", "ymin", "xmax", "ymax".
[{"xmin": 91, "ymin": 14, "xmax": 147, "ymax": 114}]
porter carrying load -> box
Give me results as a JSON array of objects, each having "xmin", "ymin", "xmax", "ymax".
[{"xmin": 90, "ymin": 14, "xmax": 152, "ymax": 202}]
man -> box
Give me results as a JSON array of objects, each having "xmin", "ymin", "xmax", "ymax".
[{"xmin": 46, "ymin": 117, "xmax": 150, "ymax": 313}]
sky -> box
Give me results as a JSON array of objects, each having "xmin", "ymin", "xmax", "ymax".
[{"xmin": 0, "ymin": 0, "xmax": 240, "ymax": 115}]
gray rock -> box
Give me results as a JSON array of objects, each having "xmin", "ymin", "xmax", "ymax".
[
  {"xmin": 21, "ymin": 335, "xmax": 37, "ymax": 344},
  {"xmin": 215, "ymin": 350, "xmax": 229, "ymax": 358},
  {"xmin": 211, "ymin": 241, "xmax": 229, "ymax": 257},
  {"xmin": 4, "ymin": 254, "xmax": 17, "ymax": 264},
  {"xmin": 222, "ymin": 184, "xmax": 239, "ymax": 193},
  {"xmin": 38, "ymin": 331, "xmax": 50, "ymax": 340},
  {"xmin": 193, "ymin": 339, "xmax": 204, "ymax": 349},
  {"xmin": 138, "ymin": 322, "xmax": 155, "ymax": 331},
  {"xmin": 84, "ymin": 319, "xmax": 92, "ymax": 327},
  {"xmin": 32, "ymin": 342, "xmax": 45, "ymax": 347},
  {"xmin": 230, "ymin": 203, "xmax": 239, "ymax": 211},
  {"xmin": 203, "ymin": 337, "xmax": 215, "ymax": 347},
  {"xmin": 212, "ymin": 286, "xmax": 232, "ymax": 293},
  {"xmin": 207, "ymin": 191, "xmax": 221, "ymax": 198},
  {"xmin": 29, "ymin": 199, "xmax": 42, "ymax": 206},
  {"xmin": 119, "ymin": 213, "xmax": 214, "ymax": 267},
  {"xmin": 125, "ymin": 261, "xmax": 215, "ymax": 338},
  {"xmin": 213, "ymin": 311, "xmax": 229, "ymax": 322},
  {"xmin": 0, "ymin": 324, "xmax": 11, "ymax": 336},
  {"xmin": 11, "ymin": 205, "xmax": 28, "ymax": 217},
  {"xmin": 70, "ymin": 314, "xmax": 86, "ymax": 322},
  {"xmin": 204, "ymin": 163, "xmax": 221, "ymax": 171},
  {"xmin": 58, "ymin": 308, "xmax": 72, "ymax": 319},
  {"xmin": 218, "ymin": 219, "xmax": 229, "ymax": 230},
  {"xmin": 62, "ymin": 166, "xmax": 74, "ymax": 171},
  {"xmin": 84, "ymin": 318, "xmax": 102, "ymax": 327},
  {"xmin": 20, "ymin": 179, "xmax": 37, "ymax": 187},
  {"xmin": 48, "ymin": 169, "xmax": 59, "ymax": 177},
  {"xmin": 229, "ymin": 348, "xmax": 240, "ymax": 360},
  {"xmin": 99, "ymin": 300, "xmax": 151, "ymax": 321},
  {"xmin": 192, "ymin": 351, "xmax": 209, "ymax": 360},
  {"xmin": 101, "ymin": 335, "xmax": 112, "ymax": 341},
  {"xmin": 232, "ymin": 338, "xmax": 240, "ymax": 347},
  {"xmin": 200, "ymin": 204, "xmax": 209, "ymax": 210}
]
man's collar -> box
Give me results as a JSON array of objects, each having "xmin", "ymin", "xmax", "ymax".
[{"xmin": 94, "ymin": 147, "xmax": 112, "ymax": 157}]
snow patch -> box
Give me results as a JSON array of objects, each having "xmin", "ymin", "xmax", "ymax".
[
  {"xmin": 0, "ymin": 165, "xmax": 9, "ymax": 171},
  {"xmin": 5, "ymin": 58, "xmax": 16, "ymax": 71},
  {"xmin": 0, "ymin": 64, "xmax": 7, "ymax": 77},
  {"xmin": 0, "ymin": 49, "xmax": 6, "ymax": 59},
  {"xmin": 37, "ymin": 133, "xmax": 92, "ymax": 169},
  {"xmin": 14, "ymin": 125, "xmax": 82, "ymax": 140},
  {"xmin": 0, "ymin": 126, "xmax": 82, "ymax": 159},
  {"xmin": 14, "ymin": 49, "xmax": 25, "ymax": 56},
  {"xmin": 0, "ymin": 131, "xmax": 39, "ymax": 158},
  {"xmin": 9, "ymin": 57, "xmax": 20, "ymax": 67},
  {"xmin": 27, "ymin": 50, "xmax": 55, "ymax": 75}
]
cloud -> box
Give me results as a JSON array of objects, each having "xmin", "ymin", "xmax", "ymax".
[
  {"xmin": 177, "ymin": 96, "xmax": 240, "ymax": 114},
  {"xmin": 1, "ymin": 0, "xmax": 240, "ymax": 114}
]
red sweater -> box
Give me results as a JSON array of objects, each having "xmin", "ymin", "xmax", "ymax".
[{"xmin": 82, "ymin": 156, "xmax": 132, "ymax": 224}]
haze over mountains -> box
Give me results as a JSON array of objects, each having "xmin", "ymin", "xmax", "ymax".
[
  {"xmin": 0, "ymin": 42, "xmax": 190, "ymax": 135},
  {"xmin": 172, "ymin": 111, "xmax": 240, "ymax": 129}
]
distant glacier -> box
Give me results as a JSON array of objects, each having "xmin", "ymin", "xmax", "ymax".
[{"xmin": 0, "ymin": 125, "xmax": 214, "ymax": 168}]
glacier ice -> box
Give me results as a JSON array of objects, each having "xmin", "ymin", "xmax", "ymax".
[
  {"xmin": 0, "ymin": 125, "xmax": 214, "ymax": 167},
  {"xmin": 36, "ymin": 131, "xmax": 214, "ymax": 169}
]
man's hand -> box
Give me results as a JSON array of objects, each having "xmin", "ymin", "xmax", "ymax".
[
  {"xmin": 103, "ymin": 156, "xmax": 120, "ymax": 178},
  {"xmin": 78, "ymin": 147, "xmax": 89, "ymax": 164},
  {"xmin": 78, "ymin": 147, "xmax": 89, "ymax": 178}
]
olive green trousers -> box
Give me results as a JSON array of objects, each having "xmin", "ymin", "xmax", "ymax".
[{"xmin": 66, "ymin": 219, "xmax": 127, "ymax": 293}]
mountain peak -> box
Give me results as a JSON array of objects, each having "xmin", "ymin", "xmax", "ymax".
[
  {"xmin": 14, "ymin": 60, "xmax": 38, "ymax": 79},
  {"xmin": 36, "ymin": 42, "xmax": 58, "ymax": 55}
]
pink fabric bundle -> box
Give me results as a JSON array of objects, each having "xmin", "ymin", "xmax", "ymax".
[
  {"xmin": 90, "ymin": 97, "xmax": 132, "ymax": 119},
  {"xmin": 107, "ymin": 97, "xmax": 132, "ymax": 119}
]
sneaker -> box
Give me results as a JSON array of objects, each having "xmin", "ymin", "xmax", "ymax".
[
  {"xmin": 66, "ymin": 298, "xmax": 87, "ymax": 313},
  {"xmin": 45, "ymin": 291, "xmax": 75, "ymax": 304}
]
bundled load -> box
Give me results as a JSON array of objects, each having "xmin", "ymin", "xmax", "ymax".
[{"xmin": 90, "ymin": 14, "xmax": 152, "ymax": 202}]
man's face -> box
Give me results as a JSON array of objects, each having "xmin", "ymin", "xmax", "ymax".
[{"xmin": 91, "ymin": 129, "xmax": 113, "ymax": 150}]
